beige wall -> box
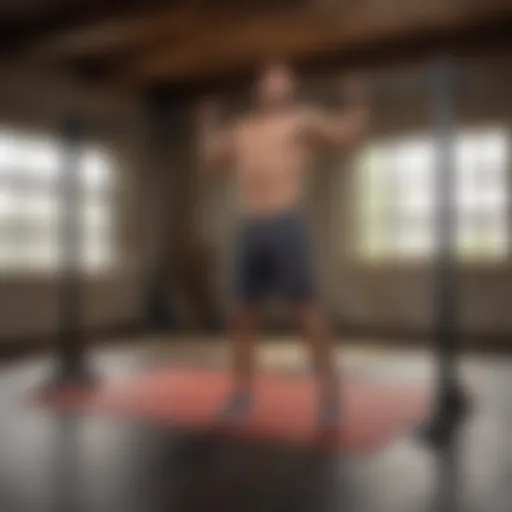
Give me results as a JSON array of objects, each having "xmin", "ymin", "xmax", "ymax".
[
  {"xmin": 169, "ymin": 51, "xmax": 512, "ymax": 339},
  {"xmin": 0, "ymin": 60, "xmax": 147, "ymax": 341}
]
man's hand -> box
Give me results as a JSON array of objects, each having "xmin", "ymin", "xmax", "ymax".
[{"xmin": 302, "ymin": 72, "xmax": 369, "ymax": 150}]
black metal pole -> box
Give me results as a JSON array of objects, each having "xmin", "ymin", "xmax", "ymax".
[
  {"xmin": 46, "ymin": 114, "xmax": 95, "ymax": 389},
  {"xmin": 143, "ymin": 90, "xmax": 175, "ymax": 330},
  {"xmin": 434, "ymin": 56, "xmax": 459, "ymax": 395},
  {"xmin": 419, "ymin": 56, "xmax": 468, "ymax": 445}
]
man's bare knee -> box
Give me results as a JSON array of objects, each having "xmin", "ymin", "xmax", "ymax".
[
  {"xmin": 294, "ymin": 303, "xmax": 331, "ymax": 340},
  {"xmin": 231, "ymin": 308, "xmax": 258, "ymax": 336}
]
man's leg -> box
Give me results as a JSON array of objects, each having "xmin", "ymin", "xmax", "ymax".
[
  {"xmin": 294, "ymin": 303, "xmax": 341, "ymax": 428},
  {"xmin": 231, "ymin": 306, "xmax": 258, "ymax": 396},
  {"xmin": 273, "ymin": 212, "xmax": 340, "ymax": 428},
  {"xmin": 217, "ymin": 306, "xmax": 259, "ymax": 423}
]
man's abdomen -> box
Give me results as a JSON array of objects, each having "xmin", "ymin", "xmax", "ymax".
[{"xmin": 238, "ymin": 171, "xmax": 304, "ymax": 217}]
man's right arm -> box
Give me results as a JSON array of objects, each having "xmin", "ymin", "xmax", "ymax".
[{"xmin": 197, "ymin": 101, "xmax": 234, "ymax": 171}]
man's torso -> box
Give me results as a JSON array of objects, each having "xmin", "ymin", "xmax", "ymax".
[{"xmin": 231, "ymin": 109, "xmax": 311, "ymax": 217}]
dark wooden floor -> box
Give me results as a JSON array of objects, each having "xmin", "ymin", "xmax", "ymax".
[{"xmin": 0, "ymin": 338, "xmax": 511, "ymax": 512}]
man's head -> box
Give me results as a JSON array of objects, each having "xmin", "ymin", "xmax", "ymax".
[{"xmin": 255, "ymin": 62, "xmax": 297, "ymax": 109}]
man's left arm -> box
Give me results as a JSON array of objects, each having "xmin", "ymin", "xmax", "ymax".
[{"xmin": 303, "ymin": 74, "xmax": 370, "ymax": 149}]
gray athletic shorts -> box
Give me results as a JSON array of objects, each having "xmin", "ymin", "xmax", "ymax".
[{"xmin": 233, "ymin": 209, "xmax": 317, "ymax": 306}]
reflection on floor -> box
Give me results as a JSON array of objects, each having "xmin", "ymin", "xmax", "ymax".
[{"xmin": 0, "ymin": 336, "xmax": 511, "ymax": 512}]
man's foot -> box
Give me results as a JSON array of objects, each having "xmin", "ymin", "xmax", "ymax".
[{"xmin": 216, "ymin": 392, "xmax": 253, "ymax": 426}]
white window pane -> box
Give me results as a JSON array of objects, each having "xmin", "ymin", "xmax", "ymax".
[
  {"xmin": 83, "ymin": 216, "xmax": 114, "ymax": 269},
  {"xmin": 396, "ymin": 218, "xmax": 434, "ymax": 257},
  {"xmin": 457, "ymin": 209, "xmax": 508, "ymax": 258},
  {"xmin": 83, "ymin": 201, "xmax": 110, "ymax": 228},
  {"xmin": 0, "ymin": 129, "xmax": 60, "ymax": 180},
  {"xmin": 0, "ymin": 130, "xmax": 16, "ymax": 171},
  {"xmin": 456, "ymin": 133, "xmax": 474, "ymax": 171},
  {"xmin": 18, "ymin": 193, "xmax": 59, "ymax": 220},
  {"xmin": 479, "ymin": 129, "xmax": 509, "ymax": 166},
  {"xmin": 456, "ymin": 165, "xmax": 501, "ymax": 201},
  {"xmin": 476, "ymin": 190, "xmax": 507, "ymax": 210},
  {"xmin": 0, "ymin": 188, "xmax": 17, "ymax": 219},
  {"xmin": 357, "ymin": 145, "xmax": 394, "ymax": 221},
  {"xmin": 458, "ymin": 211, "xmax": 484, "ymax": 241},
  {"xmin": 457, "ymin": 188, "xmax": 481, "ymax": 211},
  {"xmin": 18, "ymin": 136, "xmax": 61, "ymax": 180},
  {"xmin": 25, "ymin": 244, "xmax": 59, "ymax": 271},
  {"xmin": 17, "ymin": 193, "xmax": 60, "ymax": 248},
  {"xmin": 82, "ymin": 148, "xmax": 113, "ymax": 190},
  {"xmin": 358, "ymin": 127, "xmax": 509, "ymax": 264},
  {"xmin": 471, "ymin": 163, "xmax": 504, "ymax": 190},
  {"xmin": 399, "ymin": 194, "xmax": 434, "ymax": 217},
  {"xmin": 458, "ymin": 130, "xmax": 508, "ymax": 254},
  {"xmin": 397, "ymin": 235, "xmax": 434, "ymax": 258},
  {"xmin": 83, "ymin": 242, "xmax": 112, "ymax": 270},
  {"xmin": 359, "ymin": 226, "xmax": 392, "ymax": 260},
  {"xmin": 459, "ymin": 129, "xmax": 507, "ymax": 177},
  {"xmin": 393, "ymin": 138, "xmax": 435, "ymax": 212},
  {"xmin": 364, "ymin": 144, "xmax": 389, "ymax": 186},
  {"xmin": 0, "ymin": 129, "xmax": 116, "ymax": 274},
  {"xmin": 0, "ymin": 243, "xmax": 24, "ymax": 270},
  {"xmin": 455, "ymin": 181, "xmax": 506, "ymax": 211},
  {"xmin": 394, "ymin": 137, "xmax": 434, "ymax": 171}
]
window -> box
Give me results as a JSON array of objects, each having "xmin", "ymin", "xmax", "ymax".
[
  {"xmin": 356, "ymin": 127, "xmax": 509, "ymax": 263},
  {"xmin": 0, "ymin": 127, "xmax": 116, "ymax": 274}
]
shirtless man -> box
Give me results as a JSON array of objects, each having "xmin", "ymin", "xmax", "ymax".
[{"xmin": 199, "ymin": 63, "xmax": 368, "ymax": 429}]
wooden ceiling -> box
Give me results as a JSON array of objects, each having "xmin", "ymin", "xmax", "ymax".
[{"xmin": 1, "ymin": 0, "xmax": 511, "ymax": 92}]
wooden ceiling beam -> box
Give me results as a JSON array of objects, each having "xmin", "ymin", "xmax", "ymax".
[
  {"xmin": 0, "ymin": 0, "xmax": 172, "ymax": 50},
  {"xmin": 109, "ymin": 0, "xmax": 512, "ymax": 88},
  {"xmin": 20, "ymin": 0, "xmax": 314, "ymax": 62},
  {"xmin": 22, "ymin": 5, "xmax": 200, "ymax": 61}
]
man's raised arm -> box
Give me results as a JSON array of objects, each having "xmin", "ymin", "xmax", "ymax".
[
  {"xmin": 197, "ymin": 100, "xmax": 234, "ymax": 171},
  {"xmin": 303, "ymin": 74, "xmax": 370, "ymax": 149}
]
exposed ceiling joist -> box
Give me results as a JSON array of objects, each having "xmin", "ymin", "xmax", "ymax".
[
  {"xmin": 109, "ymin": 0, "xmax": 512, "ymax": 88},
  {"xmin": 26, "ymin": 5, "xmax": 198, "ymax": 61},
  {"xmin": 2, "ymin": 0, "xmax": 512, "ymax": 91},
  {"xmin": 19, "ymin": 0, "xmax": 315, "ymax": 61},
  {"xmin": 0, "ymin": 0, "xmax": 173, "ymax": 49}
]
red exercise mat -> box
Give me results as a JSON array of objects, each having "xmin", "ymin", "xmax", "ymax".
[{"xmin": 35, "ymin": 366, "xmax": 430, "ymax": 454}]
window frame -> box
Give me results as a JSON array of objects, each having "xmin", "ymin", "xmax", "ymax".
[
  {"xmin": 0, "ymin": 125, "xmax": 118, "ymax": 277},
  {"xmin": 352, "ymin": 125, "xmax": 511, "ymax": 269}
]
